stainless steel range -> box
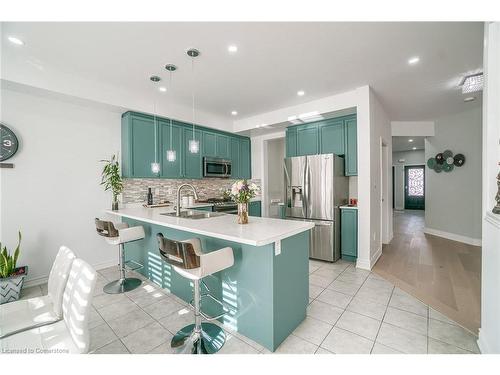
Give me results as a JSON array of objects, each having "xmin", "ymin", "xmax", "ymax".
[{"xmin": 202, "ymin": 198, "xmax": 238, "ymax": 214}]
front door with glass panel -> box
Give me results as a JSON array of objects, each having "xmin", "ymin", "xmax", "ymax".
[{"xmin": 404, "ymin": 165, "xmax": 425, "ymax": 210}]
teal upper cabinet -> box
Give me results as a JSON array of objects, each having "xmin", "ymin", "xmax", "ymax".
[
  {"xmin": 230, "ymin": 137, "xmax": 240, "ymax": 178},
  {"xmin": 202, "ymin": 131, "xmax": 230, "ymax": 159},
  {"xmin": 284, "ymin": 114, "xmax": 357, "ymax": 176},
  {"xmin": 121, "ymin": 111, "xmax": 251, "ymax": 179},
  {"xmin": 239, "ymin": 138, "xmax": 251, "ymax": 179},
  {"xmin": 202, "ymin": 131, "xmax": 217, "ymax": 157},
  {"xmin": 296, "ymin": 124, "xmax": 319, "ymax": 156},
  {"xmin": 319, "ymin": 119, "xmax": 345, "ymax": 155},
  {"xmin": 121, "ymin": 112, "xmax": 158, "ymax": 178},
  {"xmin": 159, "ymin": 120, "xmax": 182, "ymax": 178},
  {"xmin": 286, "ymin": 127, "xmax": 297, "ymax": 157},
  {"xmin": 217, "ymin": 134, "xmax": 230, "ymax": 159},
  {"xmin": 182, "ymin": 127, "xmax": 202, "ymax": 179},
  {"xmin": 345, "ymin": 118, "xmax": 357, "ymax": 176}
]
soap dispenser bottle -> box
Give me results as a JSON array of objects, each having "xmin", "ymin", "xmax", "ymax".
[{"xmin": 147, "ymin": 187, "xmax": 153, "ymax": 205}]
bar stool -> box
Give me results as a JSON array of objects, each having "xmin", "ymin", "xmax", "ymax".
[
  {"xmin": 95, "ymin": 218, "xmax": 144, "ymax": 294},
  {"xmin": 157, "ymin": 234, "xmax": 234, "ymax": 354}
]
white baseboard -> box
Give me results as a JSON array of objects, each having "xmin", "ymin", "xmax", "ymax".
[
  {"xmin": 477, "ymin": 328, "xmax": 489, "ymax": 354},
  {"xmin": 424, "ymin": 227, "xmax": 482, "ymax": 246},
  {"xmin": 356, "ymin": 247, "xmax": 382, "ymax": 271},
  {"xmin": 370, "ymin": 247, "xmax": 383, "ymax": 268},
  {"xmin": 23, "ymin": 259, "xmax": 116, "ymax": 288}
]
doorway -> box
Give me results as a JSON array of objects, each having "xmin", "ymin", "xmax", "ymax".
[{"xmin": 404, "ymin": 165, "xmax": 425, "ymax": 210}]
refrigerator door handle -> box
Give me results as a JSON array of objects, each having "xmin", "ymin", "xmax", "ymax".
[
  {"xmin": 302, "ymin": 160, "xmax": 307, "ymax": 218},
  {"xmin": 283, "ymin": 161, "xmax": 291, "ymax": 209}
]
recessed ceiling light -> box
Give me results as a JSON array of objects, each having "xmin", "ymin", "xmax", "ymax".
[
  {"xmin": 228, "ymin": 45, "xmax": 238, "ymax": 53},
  {"xmin": 408, "ymin": 139, "xmax": 413, "ymax": 142},
  {"xmin": 408, "ymin": 56, "xmax": 420, "ymax": 65},
  {"xmin": 231, "ymin": 111, "xmax": 238, "ymax": 116},
  {"xmin": 412, "ymin": 147, "xmax": 417, "ymax": 150},
  {"xmin": 297, "ymin": 90, "xmax": 305, "ymax": 96},
  {"xmin": 159, "ymin": 87, "xmax": 167, "ymax": 92},
  {"xmin": 8, "ymin": 36, "xmax": 24, "ymax": 46},
  {"xmin": 464, "ymin": 96, "xmax": 476, "ymax": 102}
]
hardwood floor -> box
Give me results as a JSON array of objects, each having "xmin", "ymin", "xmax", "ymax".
[{"xmin": 373, "ymin": 210, "xmax": 481, "ymax": 335}]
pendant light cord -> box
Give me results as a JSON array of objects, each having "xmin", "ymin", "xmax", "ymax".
[
  {"xmin": 169, "ymin": 70, "xmax": 173, "ymax": 150},
  {"xmin": 153, "ymin": 100, "xmax": 157, "ymax": 164},
  {"xmin": 191, "ymin": 56, "xmax": 195, "ymax": 139}
]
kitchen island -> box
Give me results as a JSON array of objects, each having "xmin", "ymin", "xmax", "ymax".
[{"xmin": 106, "ymin": 206, "xmax": 314, "ymax": 351}]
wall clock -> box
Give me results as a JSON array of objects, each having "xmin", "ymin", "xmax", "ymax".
[{"xmin": 0, "ymin": 123, "xmax": 19, "ymax": 162}]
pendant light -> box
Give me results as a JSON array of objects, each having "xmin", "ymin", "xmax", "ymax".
[
  {"xmin": 150, "ymin": 75, "xmax": 161, "ymax": 175},
  {"xmin": 187, "ymin": 48, "xmax": 200, "ymax": 154},
  {"xmin": 165, "ymin": 64, "xmax": 177, "ymax": 162}
]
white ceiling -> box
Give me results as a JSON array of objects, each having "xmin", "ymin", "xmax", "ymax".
[
  {"xmin": 392, "ymin": 136, "xmax": 425, "ymax": 152},
  {"xmin": 1, "ymin": 22, "xmax": 483, "ymax": 124}
]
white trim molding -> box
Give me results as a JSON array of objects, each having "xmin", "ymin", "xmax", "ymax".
[
  {"xmin": 485, "ymin": 211, "xmax": 500, "ymax": 229},
  {"xmin": 477, "ymin": 328, "xmax": 488, "ymax": 354},
  {"xmin": 424, "ymin": 227, "xmax": 482, "ymax": 246},
  {"xmin": 356, "ymin": 246, "xmax": 382, "ymax": 270}
]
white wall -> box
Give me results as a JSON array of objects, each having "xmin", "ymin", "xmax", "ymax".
[
  {"xmin": 367, "ymin": 89, "xmax": 393, "ymax": 267},
  {"xmin": 391, "ymin": 121, "xmax": 435, "ymax": 136},
  {"xmin": 266, "ymin": 138, "xmax": 285, "ymax": 201},
  {"xmin": 392, "ymin": 150, "xmax": 425, "ymax": 210},
  {"xmin": 0, "ymin": 87, "xmax": 121, "ymax": 285},
  {"xmin": 392, "ymin": 150, "xmax": 425, "ymax": 165},
  {"xmin": 479, "ymin": 22, "xmax": 500, "ymax": 354},
  {"xmin": 424, "ymin": 106, "xmax": 482, "ymax": 243}
]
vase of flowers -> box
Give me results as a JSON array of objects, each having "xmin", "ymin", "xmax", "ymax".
[{"xmin": 230, "ymin": 180, "xmax": 259, "ymax": 224}]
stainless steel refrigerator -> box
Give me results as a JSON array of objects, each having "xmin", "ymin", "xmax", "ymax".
[{"xmin": 284, "ymin": 153, "xmax": 348, "ymax": 262}]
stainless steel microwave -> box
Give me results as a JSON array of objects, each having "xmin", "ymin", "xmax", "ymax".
[{"xmin": 203, "ymin": 157, "xmax": 232, "ymax": 178}]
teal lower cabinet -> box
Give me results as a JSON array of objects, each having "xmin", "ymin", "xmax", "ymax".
[
  {"xmin": 340, "ymin": 208, "xmax": 358, "ymax": 261},
  {"xmin": 249, "ymin": 200, "xmax": 262, "ymax": 217},
  {"xmin": 123, "ymin": 218, "xmax": 310, "ymax": 351}
]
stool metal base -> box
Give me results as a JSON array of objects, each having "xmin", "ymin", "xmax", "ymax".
[
  {"xmin": 103, "ymin": 278, "xmax": 142, "ymax": 294},
  {"xmin": 171, "ymin": 322, "xmax": 226, "ymax": 354}
]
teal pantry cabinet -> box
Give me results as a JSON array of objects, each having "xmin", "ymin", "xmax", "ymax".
[
  {"xmin": 284, "ymin": 114, "xmax": 357, "ymax": 176},
  {"xmin": 121, "ymin": 111, "xmax": 251, "ymax": 180},
  {"xmin": 340, "ymin": 208, "xmax": 358, "ymax": 261}
]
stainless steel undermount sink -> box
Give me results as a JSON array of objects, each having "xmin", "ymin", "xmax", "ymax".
[{"xmin": 160, "ymin": 210, "xmax": 226, "ymax": 220}]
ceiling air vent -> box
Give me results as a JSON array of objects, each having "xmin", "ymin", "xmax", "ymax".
[{"xmin": 460, "ymin": 73, "xmax": 483, "ymax": 94}]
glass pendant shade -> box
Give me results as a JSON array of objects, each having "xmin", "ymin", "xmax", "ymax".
[
  {"xmin": 166, "ymin": 150, "xmax": 176, "ymax": 162},
  {"xmin": 151, "ymin": 162, "xmax": 160, "ymax": 174},
  {"xmin": 189, "ymin": 139, "xmax": 199, "ymax": 154}
]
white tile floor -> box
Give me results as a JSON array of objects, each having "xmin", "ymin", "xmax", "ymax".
[{"xmin": 19, "ymin": 259, "xmax": 480, "ymax": 354}]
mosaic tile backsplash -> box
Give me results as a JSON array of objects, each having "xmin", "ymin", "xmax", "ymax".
[{"xmin": 122, "ymin": 178, "xmax": 261, "ymax": 204}]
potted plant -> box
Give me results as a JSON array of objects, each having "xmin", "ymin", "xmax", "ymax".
[
  {"xmin": 100, "ymin": 154, "xmax": 123, "ymax": 211},
  {"xmin": 230, "ymin": 180, "xmax": 259, "ymax": 224},
  {"xmin": 0, "ymin": 231, "xmax": 28, "ymax": 305}
]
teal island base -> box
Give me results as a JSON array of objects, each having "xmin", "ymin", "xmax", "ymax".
[{"xmin": 123, "ymin": 218, "xmax": 310, "ymax": 352}]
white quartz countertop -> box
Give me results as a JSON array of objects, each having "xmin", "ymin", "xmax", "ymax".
[
  {"xmin": 105, "ymin": 206, "xmax": 313, "ymax": 246},
  {"xmin": 340, "ymin": 205, "xmax": 358, "ymax": 210}
]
